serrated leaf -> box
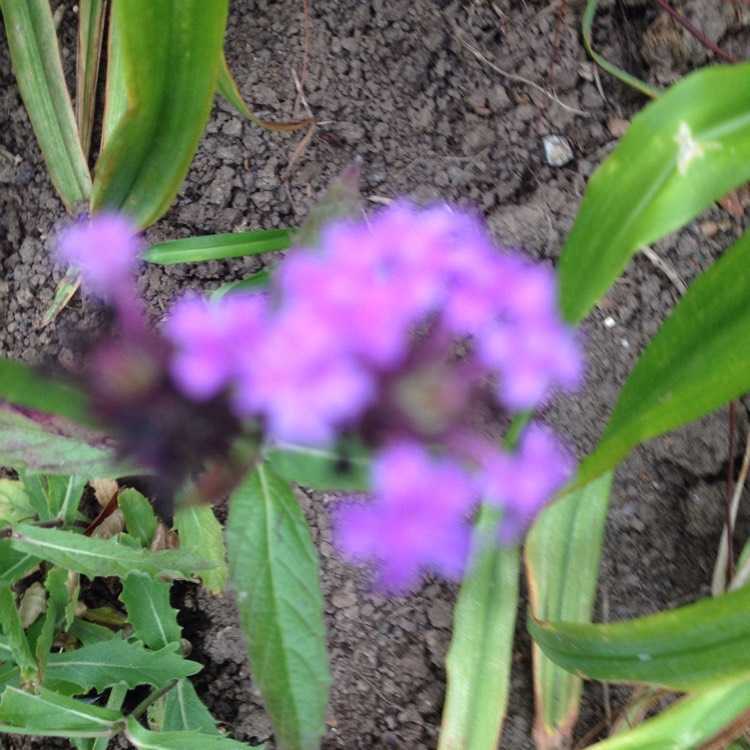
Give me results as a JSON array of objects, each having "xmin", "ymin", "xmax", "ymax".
[
  {"xmin": 0, "ymin": 479, "xmax": 35, "ymax": 524},
  {"xmin": 68, "ymin": 618, "xmax": 113, "ymax": 647},
  {"xmin": 91, "ymin": 0, "xmax": 229, "ymax": 228},
  {"xmin": 0, "ymin": 0, "xmax": 91, "ymax": 210},
  {"xmin": 586, "ymin": 678, "xmax": 750, "ymax": 749},
  {"xmin": 226, "ymin": 465, "xmax": 330, "ymax": 750},
  {"xmin": 173, "ymin": 505, "xmax": 226, "ymax": 593},
  {"xmin": 8, "ymin": 524, "xmax": 214, "ymax": 580},
  {"xmin": 0, "ymin": 403, "xmax": 138, "ymax": 476},
  {"xmin": 266, "ymin": 441, "xmax": 370, "ymax": 492},
  {"xmin": 125, "ymin": 714, "xmax": 255, "ymax": 749},
  {"xmin": 119, "ymin": 574, "xmax": 180, "ymax": 650},
  {"xmin": 162, "ymin": 678, "xmax": 220, "ymax": 735},
  {"xmin": 529, "ymin": 582, "xmax": 750, "ymax": 692},
  {"xmin": 577, "ymin": 229, "xmax": 750, "ymax": 486},
  {"xmin": 559, "ymin": 63, "xmax": 750, "ymax": 324},
  {"xmin": 44, "ymin": 637, "xmax": 200, "ymax": 693},
  {"xmin": 119, "ymin": 488, "xmax": 158, "ymax": 548},
  {"xmin": 0, "ymin": 685, "xmax": 121, "ymax": 736},
  {"xmin": 143, "ymin": 228, "xmax": 294, "ymax": 265},
  {"xmin": 525, "ymin": 472, "xmax": 612, "ymax": 748},
  {"xmin": 439, "ymin": 506, "xmax": 519, "ymax": 750}
]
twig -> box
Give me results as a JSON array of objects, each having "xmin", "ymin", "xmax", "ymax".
[
  {"xmin": 451, "ymin": 23, "xmax": 592, "ymax": 118},
  {"xmin": 714, "ymin": 425, "xmax": 750, "ymax": 594},
  {"xmin": 653, "ymin": 0, "xmax": 738, "ymax": 64},
  {"xmin": 641, "ymin": 246, "xmax": 687, "ymax": 296},
  {"xmin": 292, "ymin": 0, "xmax": 311, "ymax": 117}
]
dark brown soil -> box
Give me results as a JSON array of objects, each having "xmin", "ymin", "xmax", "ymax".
[{"xmin": 2, "ymin": 1, "xmax": 749, "ymax": 748}]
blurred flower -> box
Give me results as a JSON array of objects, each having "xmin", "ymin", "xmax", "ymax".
[
  {"xmin": 481, "ymin": 422, "xmax": 574, "ymax": 543},
  {"xmin": 56, "ymin": 213, "xmax": 141, "ymax": 302},
  {"xmin": 335, "ymin": 442, "xmax": 474, "ymax": 592}
]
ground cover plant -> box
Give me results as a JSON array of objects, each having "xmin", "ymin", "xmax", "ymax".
[{"xmin": 2, "ymin": 1, "xmax": 750, "ymax": 749}]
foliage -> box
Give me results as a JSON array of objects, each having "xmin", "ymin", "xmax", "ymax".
[{"xmin": 3, "ymin": 0, "xmax": 750, "ymax": 747}]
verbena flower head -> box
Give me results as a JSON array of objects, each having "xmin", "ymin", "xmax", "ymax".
[
  {"xmin": 164, "ymin": 200, "xmax": 583, "ymax": 591},
  {"xmin": 57, "ymin": 212, "xmax": 141, "ymax": 302}
]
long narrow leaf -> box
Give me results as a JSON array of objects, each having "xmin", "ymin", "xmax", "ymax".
[
  {"xmin": 577, "ymin": 229, "xmax": 750, "ymax": 486},
  {"xmin": 558, "ymin": 63, "xmax": 750, "ymax": 324},
  {"xmin": 125, "ymin": 715, "xmax": 256, "ymax": 749},
  {"xmin": 586, "ymin": 678, "xmax": 750, "ymax": 749},
  {"xmin": 226, "ymin": 464, "xmax": 330, "ymax": 750},
  {"xmin": 143, "ymin": 228, "xmax": 293, "ymax": 265},
  {"xmin": 91, "ymin": 0, "xmax": 229, "ymax": 228},
  {"xmin": 529, "ymin": 583, "xmax": 750, "ymax": 691},
  {"xmin": 439, "ymin": 507, "xmax": 519, "ymax": 750},
  {"xmin": 525, "ymin": 473, "xmax": 613, "ymax": 749},
  {"xmin": 0, "ymin": 0, "xmax": 91, "ymax": 209},
  {"xmin": 76, "ymin": 0, "xmax": 108, "ymax": 157}
]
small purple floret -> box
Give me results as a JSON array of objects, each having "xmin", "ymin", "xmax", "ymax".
[
  {"xmin": 336, "ymin": 442, "xmax": 474, "ymax": 592},
  {"xmin": 57, "ymin": 213, "xmax": 141, "ymax": 301}
]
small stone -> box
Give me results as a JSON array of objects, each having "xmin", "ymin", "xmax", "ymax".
[
  {"xmin": 543, "ymin": 135, "xmax": 574, "ymax": 167},
  {"xmin": 700, "ymin": 220, "xmax": 719, "ymax": 238},
  {"xmin": 603, "ymin": 316, "xmax": 616, "ymax": 329},
  {"xmin": 607, "ymin": 117, "xmax": 630, "ymax": 138}
]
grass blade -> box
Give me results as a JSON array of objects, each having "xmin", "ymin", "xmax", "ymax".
[{"xmin": 0, "ymin": 0, "xmax": 91, "ymax": 209}]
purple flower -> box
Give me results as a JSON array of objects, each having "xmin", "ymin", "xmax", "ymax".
[
  {"xmin": 232, "ymin": 305, "xmax": 377, "ymax": 444},
  {"xmin": 336, "ymin": 442, "xmax": 474, "ymax": 592},
  {"xmin": 165, "ymin": 293, "xmax": 268, "ymax": 401},
  {"xmin": 56, "ymin": 213, "xmax": 141, "ymax": 301},
  {"xmin": 481, "ymin": 422, "xmax": 574, "ymax": 542}
]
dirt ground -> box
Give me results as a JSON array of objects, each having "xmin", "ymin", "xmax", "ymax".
[{"xmin": 2, "ymin": 0, "xmax": 750, "ymax": 748}]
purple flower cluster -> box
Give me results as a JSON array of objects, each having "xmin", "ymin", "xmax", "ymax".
[
  {"xmin": 57, "ymin": 204, "xmax": 582, "ymax": 592},
  {"xmin": 164, "ymin": 202, "xmax": 582, "ymax": 591}
]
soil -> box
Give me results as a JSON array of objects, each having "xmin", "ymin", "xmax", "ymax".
[{"xmin": 2, "ymin": 1, "xmax": 750, "ymax": 748}]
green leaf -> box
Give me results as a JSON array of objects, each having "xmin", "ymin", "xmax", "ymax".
[
  {"xmin": 0, "ymin": 543, "xmax": 40, "ymax": 586},
  {"xmin": 439, "ymin": 507, "xmax": 519, "ymax": 750},
  {"xmin": 76, "ymin": 0, "xmax": 108, "ymax": 157},
  {"xmin": 0, "ymin": 403, "xmax": 137, "ymax": 476},
  {"xmin": 577, "ymin": 229, "xmax": 750, "ymax": 486},
  {"xmin": 119, "ymin": 488, "xmax": 158, "ymax": 547},
  {"xmin": 226, "ymin": 465, "xmax": 330, "ymax": 750},
  {"xmin": 0, "ymin": 0, "xmax": 91, "ymax": 209},
  {"xmin": 173, "ymin": 505, "xmax": 227, "ymax": 593},
  {"xmin": 559, "ymin": 63, "xmax": 750, "ymax": 324},
  {"xmin": 0, "ymin": 358, "xmax": 92, "ymax": 425},
  {"xmin": 0, "ymin": 586, "xmax": 37, "ymax": 678},
  {"xmin": 41, "ymin": 267, "xmax": 83, "ymax": 328},
  {"xmin": 581, "ymin": 0, "xmax": 658, "ymax": 99},
  {"xmin": 100, "ymin": 1, "xmax": 127, "ymax": 149},
  {"xmin": 124, "ymin": 715, "xmax": 255, "ymax": 749},
  {"xmin": 217, "ymin": 52, "xmax": 311, "ymax": 134},
  {"xmin": 119, "ymin": 574, "xmax": 180, "ymax": 651},
  {"xmin": 91, "ymin": 0, "xmax": 229, "ymax": 228},
  {"xmin": 161, "ymin": 678, "xmax": 220, "ymax": 735},
  {"xmin": 585, "ymin": 678, "xmax": 750, "ymax": 749},
  {"xmin": 68, "ymin": 618, "xmax": 113, "ymax": 647},
  {"xmin": 45, "ymin": 637, "xmax": 200, "ymax": 693},
  {"xmin": 266, "ymin": 441, "xmax": 370, "ymax": 492},
  {"xmin": 143, "ymin": 228, "xmax": 294, "ymax": 265},
  {"xmin": 211, "ymin": 270, "xmax": 272, "ymax": 300},
  {"xmin": 8, "ymin": 524, "xmax": 214, "ymax": 580},
  {"xmin": 529, "ymin": 583, "xmax": 750, "ymax": 691},
  {"xmin": 0, "ymin": 685, "xmax": 121, "ymax": 737},
  {"xmin": 0, "ymin": 479, "xmax": 36, "ymax": 524},
  {"xmin": 525, "ymin": 473, "xmax": 612, "ymax": 747}
]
